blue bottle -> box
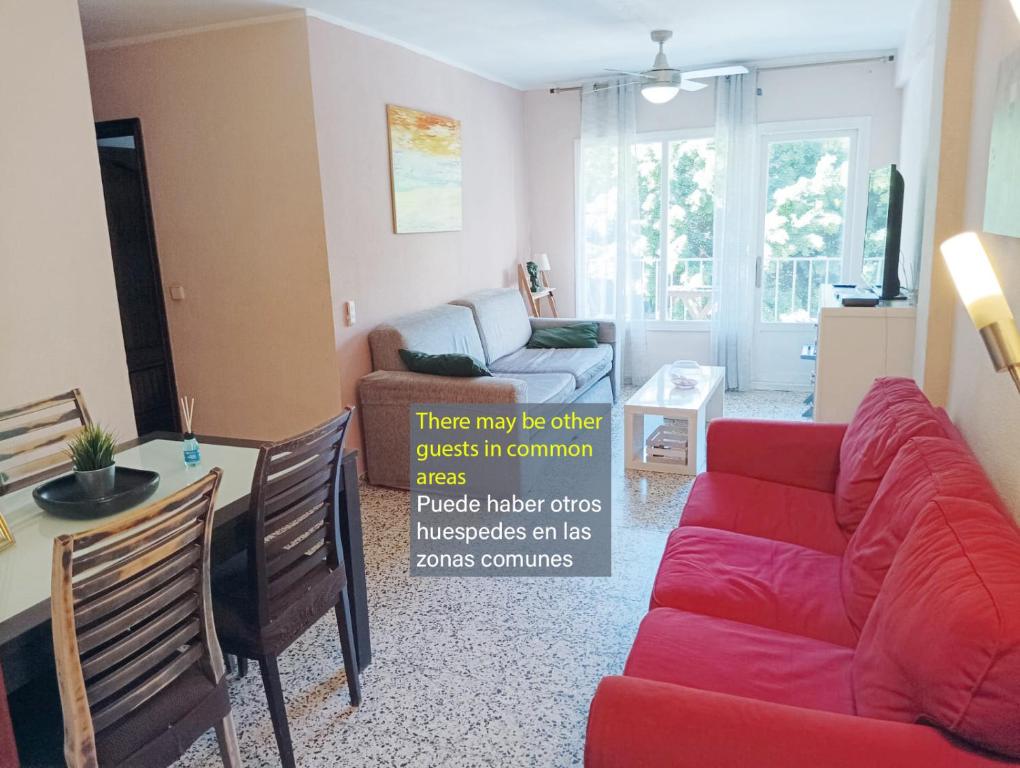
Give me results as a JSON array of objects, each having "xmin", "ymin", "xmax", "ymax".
[{"xmin": 183, "ymin": 433, "xmax": 202, "ymax": 467}]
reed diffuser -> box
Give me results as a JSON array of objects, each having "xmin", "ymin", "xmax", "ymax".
[{"xmin": 180, "ymin": 396, "xmax": 201, "ymax": 467}]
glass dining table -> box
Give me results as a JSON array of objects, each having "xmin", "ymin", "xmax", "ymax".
[{"xmin": 0, "ymin": 432, "xmax": 371, "ymax": 695}]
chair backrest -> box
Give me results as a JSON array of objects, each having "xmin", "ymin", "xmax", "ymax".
[
  {"xmin": 248, "ymin": 409, "xmax": 353, "ymax": 628},
  {"xmin": 0, "ymin": 389, "xmax": 92, "ymax": 495},
  {"xmin": 51, "ymin": 470, "xmax": 225, "ymax": 768}
]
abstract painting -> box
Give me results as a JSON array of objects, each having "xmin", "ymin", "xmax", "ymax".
[
  {"xmin": 984, "ymin": 47, "xmax": 1020, "ymax": 238},
  {"xmin": 386, "ymin": 105, "xmax": 462, "ymax": 233}
]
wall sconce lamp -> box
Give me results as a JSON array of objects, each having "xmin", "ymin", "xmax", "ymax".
[{"xmin": 941, "ymin": 231, "xmax": 1020, "ymax": 393}]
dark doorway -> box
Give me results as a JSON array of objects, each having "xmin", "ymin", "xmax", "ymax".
[{"xmin": 96, "ymin": 119, "xmax": 179, "ymax": 434}]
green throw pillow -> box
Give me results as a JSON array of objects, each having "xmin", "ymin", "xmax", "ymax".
[
  {"xmin": 527, "ymin": 322, "xmax": 599, "ymax": 349},
  {"xmin": 398, "ymin": 349, "xmax": 492, "ymax": 377}
]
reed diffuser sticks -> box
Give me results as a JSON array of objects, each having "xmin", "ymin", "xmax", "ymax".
[
  {"xmin": 180, "ymin": 396, "xmax": 201, "ymax": 467},
  {"xmin": 179, "ymin": 396, "xmax": 196, "ymax": 434}
]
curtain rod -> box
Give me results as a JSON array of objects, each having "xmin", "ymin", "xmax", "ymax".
[{"xmin": 548, "ymin": 54, "xmax": 895, "ymax": 93}]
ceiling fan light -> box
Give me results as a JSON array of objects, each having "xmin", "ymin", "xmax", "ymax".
[{"xmin": 641, "ymin": 82, "xmax": 679, "ymax": 104}]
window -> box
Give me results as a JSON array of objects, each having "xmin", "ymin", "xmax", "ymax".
[
  {"xmin": 632, "ymin": 136, "xmax": 716, "ymax": 321},
  {"xmin": 758, "ymin": 133, "xmax": 855, "ymax": 323}
]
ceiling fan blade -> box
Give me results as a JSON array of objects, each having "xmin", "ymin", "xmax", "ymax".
[
  {"xmin": 679, "ymin": 79, "xmax": 709, "ymax": 92},
  {"xmin": 682, "ymin": 64, "xmax": 750, "ymax": 79},
  {"xmin": 603, "ymin": 68, "xmax": 654, "ymax": 80}
]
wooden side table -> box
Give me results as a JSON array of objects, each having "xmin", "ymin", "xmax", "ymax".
[{"xmin": 517, "ymin": 263, "xmax": 558, "ymax": 317}]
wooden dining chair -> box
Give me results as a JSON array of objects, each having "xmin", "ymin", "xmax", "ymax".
[
  {"xmin": 212, "ymin": 409, "xmax": 360, "ymax": 768},
  {"xmin": 0, "ymin": 389, "xmax": 92, "ymax": 495},
  {"xmin": 51, "ymin": 469, "xmax": 241, "ymax": 768}
]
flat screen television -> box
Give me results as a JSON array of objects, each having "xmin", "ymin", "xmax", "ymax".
[{"xmin": 863, "ymin": 164, "xmax": 905, "ymax": 300}]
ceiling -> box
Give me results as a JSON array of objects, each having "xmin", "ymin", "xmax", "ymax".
[{"xmin": 78, "ymin": 0, "xmax": 917, "ymax": 89}]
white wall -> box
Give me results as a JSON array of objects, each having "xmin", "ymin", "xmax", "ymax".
[
  {"xmin": 897, "ymin": 0, "xmax": 941, "ymax": 296},
  {"xmin": 87, "ymin": 18, "xmax": 343, "ymax": 442},
  {"xmin": 946, "ymin": 0, "xmax": 1020, "ymax": 520},
  {"xmin": 910, "ymin": 0, "xmax": 980, "ymax": 407},
  {"xmin": 523, "ymin": 59, "xmax": 903, "ymax": 386},
  {"xmin": 0, "ymin": 0, "xmax": 136, "ymax": 438},
  {"xmin": 306, "ymin": 16, "xmax": 530, "ymax": 459}
]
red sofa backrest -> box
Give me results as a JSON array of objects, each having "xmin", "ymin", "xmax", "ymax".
[
  {"xmin": 853, "ymin": 496, "xmax": 1020, "ymax": 758},
  {"xmin": 835, "ymin": 378, "xmax": 950, "ymax": 534},
  {"xmin": 841, "ymin": 437, "xmax": 1007, "ymax": 636}
]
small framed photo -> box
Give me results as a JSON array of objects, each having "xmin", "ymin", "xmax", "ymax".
[{"xmin": 0, "ymin": 512, "xmax": 14, "ymax": 553}]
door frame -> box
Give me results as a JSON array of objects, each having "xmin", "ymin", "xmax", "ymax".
[
  {"xmin": 749, "ymin": 116, "xmax": 872, "ymax": 389},
  {"xmin": 96, "ymin": 118, "xmax": 181, "ymax": 431}
]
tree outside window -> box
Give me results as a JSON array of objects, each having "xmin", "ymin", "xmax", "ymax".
[
  {"xmin": 760, "ymin": 136, "xmax": 850, "ymax": 323},
  {"xmin": 632, "ymin": 137, "xmax": 716, "ymax": 321}
]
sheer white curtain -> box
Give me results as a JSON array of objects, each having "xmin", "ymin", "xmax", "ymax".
[
  {"xmin": 577, "ymin": 79, "xmax": 647, "ymax": 382},
  {"xmin": 711, "ymin": 71, "xmax": 759, "ymax": 391}
]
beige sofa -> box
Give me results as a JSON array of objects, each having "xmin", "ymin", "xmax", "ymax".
[{"xmin": 359, "ymin": 288, "xmax": 617, "ymax": 488}]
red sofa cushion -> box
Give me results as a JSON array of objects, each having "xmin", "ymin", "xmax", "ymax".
[
  {"xmin": 625, "ymin": 608, "xmax": 855, "ymax": 715},
  {"xmin": 651, "ymin": 526, "xmax": 855, "ymax": 646},
  {"xmin": 680, "ymin": 472, "xmax": 847, "ymax": 555},
  {"xmin": 586, "ymin": 676, "xmax": 1012, "ymax": 768},
  {"xmin": 853, "ymin": 497, "xmax": 1020, "ymax": 757},
  {"xmin": 835, "ymin": 377, "xmax": 949, "ymax": 534},
  {"xmin": 842, "ymin": 437, "xmax": 1007, "ymax": 635}
]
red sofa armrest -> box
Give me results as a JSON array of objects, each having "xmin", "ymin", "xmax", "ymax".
[
  {"xmin": 586, "ymin": 676, "xmax": 1005, "ymax": 768},
  {"xmin": 706, "ymin": 419, "xmax": 847, "ymax": 493}
]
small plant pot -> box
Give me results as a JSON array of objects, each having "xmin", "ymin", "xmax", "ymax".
[{"xmin": 75, "ymin": 464, "xmax": 116, "ymax": 499}]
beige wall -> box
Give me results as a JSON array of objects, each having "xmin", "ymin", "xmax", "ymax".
[
  {"xmin": 87, "ymin": 18, "xmax": 342, "ymax": 441},
  {"xmin": 946, "ymin": 0, "xmax": 1020, "ymax": 518},
  {"xmin": 913, "ymin": 0, "xmax": 980, "ymax": 406},
  {"xmin": 305, "ymin": 17, "xmax": 530, "ymax": 454},
  {"xmin": 0, "ymin": 0, "xmax": 136, "ymax": 437}
]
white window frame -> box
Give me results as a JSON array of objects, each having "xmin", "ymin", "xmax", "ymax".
[
  {"xmin": 631, "ymin": 128, "xmax": 717, "ymax": 330},
  {"xmin": 753, "ymin": 117, "xmax": 872, "ymax": 329},
  {"xmin": 574, "ymin": 129, "xmax": 718, "ymax": 328}
]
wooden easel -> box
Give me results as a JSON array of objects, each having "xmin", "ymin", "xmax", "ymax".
[{"xmin": 517, "ymin": 263, "xmax": 558, "ymax": 317}]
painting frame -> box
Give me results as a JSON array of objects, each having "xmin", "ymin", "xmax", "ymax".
[
  {"xmin": 386, "ymin": 104, "xmax": 463, "ymax": 234},
  {"xmin": 984, "ymin": 46, "xmax": 1020, "ymax": 238},
  {"xmin": 0, "ymin": 512, "xmax": 14, "ymax": 553}
]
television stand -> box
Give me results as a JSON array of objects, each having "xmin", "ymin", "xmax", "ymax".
[{"xmin": 811, "ymin": 285, "xmax": 917, "ymax": 422}]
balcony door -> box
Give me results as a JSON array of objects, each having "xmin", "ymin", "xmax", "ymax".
[{"xmin": 751, "ymin": 118, "xmax": 870, "ymax": 388}]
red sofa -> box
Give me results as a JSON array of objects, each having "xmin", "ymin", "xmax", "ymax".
[{"xmin": 587, "ymin": 378, "xmax": 1020, "ymax": 767}]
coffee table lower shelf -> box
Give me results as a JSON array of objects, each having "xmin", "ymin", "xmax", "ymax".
[{"xmin": 623, "ymin": 365, "xmax": 725, "ymax": 476}]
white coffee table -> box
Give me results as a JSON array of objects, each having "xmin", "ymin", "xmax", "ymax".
[{"xmin": 623, "ymin": 365, "xmax": 725, "ymax": 475}]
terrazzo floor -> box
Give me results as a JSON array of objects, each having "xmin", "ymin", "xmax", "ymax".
[{"xmin": 181, "ymin": 389, "xmax": 808, "ymax": 768}]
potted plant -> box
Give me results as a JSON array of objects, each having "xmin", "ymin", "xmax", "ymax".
[{"xmin": 66, "ymin": 424, "xmax": 117, "ymax": 498}]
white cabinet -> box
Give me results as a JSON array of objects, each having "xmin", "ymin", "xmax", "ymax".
[{"xmin": 813, "ymin": 285, "xmax": 916, "ymax": 423}]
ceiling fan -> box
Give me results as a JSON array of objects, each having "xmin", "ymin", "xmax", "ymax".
[{"xmin": 606, "ymin": 30, "xmax": 749, "ymax": 104}]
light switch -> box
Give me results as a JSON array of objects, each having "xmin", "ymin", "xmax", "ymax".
[
  {"xmin": 345, "ymin": 300, "xmax": 356, "ymax": 326},
  {"xmin": 169, "ymin": 284, "xmax": 186, "ymax": 301}
]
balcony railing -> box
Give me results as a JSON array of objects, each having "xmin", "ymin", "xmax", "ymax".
[
  {"xmin": 585, "ymin": 253, "xmax": 888, "ymax": 324},
  {"xmin": 762, "ymin": 255, "xmax": 887, "ymax": 323},
  {"xmin": 668, "ymin": 258, "xmax": 713, "ymax": 321}
]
